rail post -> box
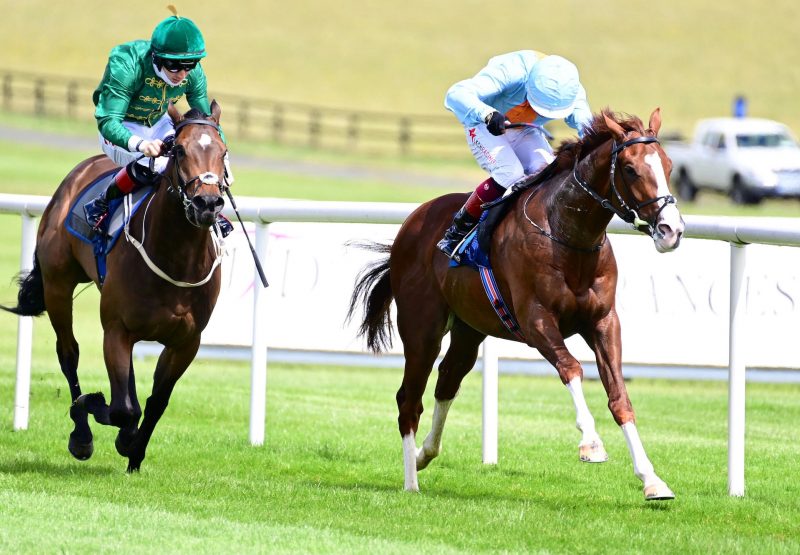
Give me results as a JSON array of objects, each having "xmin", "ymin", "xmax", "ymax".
[
  {"xmin": 13, "ymin": 214, "xmax": 37, "ymax": 430},
  {"xmin": 249, "ymin": 222, "xmax": 270, "ymax": 446},
  {"xmin": 728, "ymin": 242, "xmax": 747, "ymax": 496}
]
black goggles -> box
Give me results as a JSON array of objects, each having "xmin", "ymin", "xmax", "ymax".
[{"xmin": 157, "ymin": 57, "xmax": 199, "ymax": 73}]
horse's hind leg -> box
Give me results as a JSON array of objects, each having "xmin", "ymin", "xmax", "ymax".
[
  {"xmin": 44, "ymin": 282, "xmax": 94, "ymax": 460},
  {"xmin": 416, "ymin": 319, "xmax": 485, "ymax": 471},
  {"xmin": 395, "ymin": 296, "xmax": 448, "ymax": 492}
]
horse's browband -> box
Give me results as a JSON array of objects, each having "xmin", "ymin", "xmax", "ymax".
[
  {"xmin": 174, "ymin": 118, "xmax": 221, "ymax": 136},
  {"xmin": 610, "ymin": 136, "xmax": 659, "ymax": 155}
]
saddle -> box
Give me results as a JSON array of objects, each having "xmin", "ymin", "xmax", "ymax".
[{"xmin": 65, "ymin": 169, "xmax": 153, "ymax": 285}]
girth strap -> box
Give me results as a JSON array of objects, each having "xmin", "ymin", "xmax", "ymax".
[{"xmin": 478, "ymin": 266, "xmax": 526, "ymax": 341}]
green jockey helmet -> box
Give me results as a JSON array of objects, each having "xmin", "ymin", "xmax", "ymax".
[{"xmin": 151, "ymin": 15, "xmax": 206, "ymax": 60}]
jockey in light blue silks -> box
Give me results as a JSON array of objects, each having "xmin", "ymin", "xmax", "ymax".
[
  {"xmin": 437, "ymin": 50, "xmax": 593, "ymax": 257},
  {"xmin": 85, "ymin": 8, "xmax": 232, "ymax": 235}
]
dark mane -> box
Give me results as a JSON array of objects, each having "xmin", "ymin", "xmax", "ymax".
[
  {"xmin": 552, "ymin": 109, "xmax": 646, "ymax": 170},
  {"xmin": 183, "ymin": 107, "xmax": 209, "ymax": 120},
  {"xmin": 519, "ymin": 109, "xmax": 646, "ymax": 189}
]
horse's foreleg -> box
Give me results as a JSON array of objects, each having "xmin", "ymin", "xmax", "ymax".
[
  {"xmin": 621, "ymin": 421, "xmax": 675, "ymax": 500},
  {"xmin": 523, "ymin": 311, "xmax": 607, "ymax": 462},
  {"xmin": 102, "ymin": 327, "xmax": 138, "ymax": 431},
  {"xmin": 590, "ymin": 309, "xmax": 674, "ymax": 500},
  {"xmin": 566, "ymin": 378, "xmax": 608, "ymax": 463},
  {"xmin": 126, "ymin": 339, "xmax": 198, "ymax": 472}
]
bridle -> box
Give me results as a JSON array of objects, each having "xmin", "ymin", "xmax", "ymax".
[
  {"xmin": 165, "ymin": 118, "xmax": 230, "ymax": 228},
  {"xmin": 122, "ymin": 117, "xmax": 228, "ymax": 288},
  {"xmin": 571, "ymin": 135, "xmax": 677, "ymax": 237}
]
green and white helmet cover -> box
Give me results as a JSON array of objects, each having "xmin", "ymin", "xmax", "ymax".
[{"xmin": 151, "ymin": 15, "xmax": 206, "ymax": 60}]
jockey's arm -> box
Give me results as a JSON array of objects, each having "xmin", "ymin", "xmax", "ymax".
[
  {"xmin": 444, "ymin": 52, "xmax": 530, "ymax": 128},
  {"xmin": 564, "ymin": 85, "xmax": 592, "ymax": 138}
]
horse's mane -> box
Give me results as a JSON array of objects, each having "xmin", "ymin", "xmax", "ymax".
[
  {"xmin": 555, "ymin": 109, "xmax": 645, "ymax": 169},
  {"xmin": 183, "ymin": 107, "xmax": 211, "ymax": 120}
]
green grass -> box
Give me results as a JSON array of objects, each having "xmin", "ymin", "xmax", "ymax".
[{"xmin": 1, "ymin": 358, "xmax": 799, "ymax": 553}]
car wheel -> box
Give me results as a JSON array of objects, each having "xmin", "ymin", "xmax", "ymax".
[
  {"xmin": 677, "ymin": 171, "xmax": 697, "ymax": 201},
  {"xmin": 730, "ymin": 175, "xmax": 761, "ymax": 205}
]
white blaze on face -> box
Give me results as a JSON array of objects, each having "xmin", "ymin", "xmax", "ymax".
[
  {"xmin": 644, "ymin": 152, "xmax": 683, "ymax": 239},
  {"xmin": 198, "ymin": 133, "xmax": 213, "ymax": 149}
]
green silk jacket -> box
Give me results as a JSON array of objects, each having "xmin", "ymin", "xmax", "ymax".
[{"xmin": 93, "ymin": 40, "xmax": 212, "ymax": 149}]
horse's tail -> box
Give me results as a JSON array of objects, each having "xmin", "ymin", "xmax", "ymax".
[
  {"xmin": 346, "ymin": 242, "xmax": 394, "ymax": 354},
  {"xmin": 0, "ymin": 252, "xmax": 46, "ymax": 317}
]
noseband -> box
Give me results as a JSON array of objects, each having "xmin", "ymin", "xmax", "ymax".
[
  {"xmin": 572, "ymin": 136, "xmax": 677, "ymax": 237},
  {"xmin": 166, "ymin": 118, "xmax": 229, "ymax": 228}
]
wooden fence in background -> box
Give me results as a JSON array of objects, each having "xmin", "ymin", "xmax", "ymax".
[{"xmin": 0, "ymin": 69, "xmax": 467, "ymax": 158}]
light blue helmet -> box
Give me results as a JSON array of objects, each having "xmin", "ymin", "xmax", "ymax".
[{"xmin": 526, "ymin": 55, "xmax": 580, "ymax": 119}]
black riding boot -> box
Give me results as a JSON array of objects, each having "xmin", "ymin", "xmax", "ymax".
[
  {"xmin": 436, "ymin": 207, "xmax": 479, "ymax": 258},
  {"xmin": 84, "ymin": 162, "xmax": 159, "ymax": 229}
]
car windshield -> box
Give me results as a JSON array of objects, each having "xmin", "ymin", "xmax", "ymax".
[{"xmin": 735, "ymin": 132, "xmax": 797, "ymax": 148}]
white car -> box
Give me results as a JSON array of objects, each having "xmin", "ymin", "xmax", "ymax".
[{"xmin": 665, "ymin": 118, "xmax": 800, "ymax": 204}]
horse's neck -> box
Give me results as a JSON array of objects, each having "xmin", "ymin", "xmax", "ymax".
[
  {"xmin": 542, "ymin": 145, "xmax": 614, "ymax": 249},
  {"xmin": 139, "ymin": 188, "xmax": 213, "ymax": 267}
]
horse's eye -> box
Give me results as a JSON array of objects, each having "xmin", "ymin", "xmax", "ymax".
[{"xmin": 623, "ymin": 165, "xmax": 638, "ymax": 179}]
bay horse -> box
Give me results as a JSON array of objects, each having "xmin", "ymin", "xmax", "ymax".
[
  {"xmin": 2, "ymin": 101, "xmax": 227, "ymax": 472},
  {"xmin": 349, "ymin": 108, "xmax": 685, "ymax": 500}
]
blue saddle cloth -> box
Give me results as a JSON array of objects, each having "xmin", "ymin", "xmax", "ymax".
[
  {"xmin": 65, "ymin": 169, "xmax": 153, "ymax": 284},
  {"xmin": 449, "ymin": 212, "xmax": 491, "ymax": 270}
]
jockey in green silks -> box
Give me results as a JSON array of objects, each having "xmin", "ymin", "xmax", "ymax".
[{"xmin": 86, "ymin": 8, "xmax": 232, "ymax": 235}]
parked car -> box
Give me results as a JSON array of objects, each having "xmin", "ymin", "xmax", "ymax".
[{"xmin": 665, "ymin": 118, "xmax": 800, "ymax": 204}]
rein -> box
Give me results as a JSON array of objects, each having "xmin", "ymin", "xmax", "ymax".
[
  {"xmin": 122, "ymin": 116, "xmax": 227, "ymax": 288},
  {"xmin": 122, "ymin": 194, "xmax": 224, "ymax": 288},
  {"xmin": 571, "ymin": 136, "xmax": 676, "ymax": 237}
]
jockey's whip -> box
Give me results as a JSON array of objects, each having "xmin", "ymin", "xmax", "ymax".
[{"xmin": 225, "ymin": 189, "xmax": 269, "ymax": 288}]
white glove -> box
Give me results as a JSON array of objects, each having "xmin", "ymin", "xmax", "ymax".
[{"xmin": 138, "ymin": 139, "xmax": 164, "ymax": 158}]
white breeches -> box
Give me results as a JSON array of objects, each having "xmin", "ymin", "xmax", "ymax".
[
  {"xmin": 464, "ymin": 123, "xmax": 554, "ymax": 188},
  {"xmin": 98, "ymin": 114, "xmax": 175, "ymax": 174}
]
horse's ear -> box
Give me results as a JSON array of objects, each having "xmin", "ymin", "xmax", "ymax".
[
  {"xmin": 168, "ymin": 101, "xmax": 182, "ymax": 125},
  {"xmin": 603, "ymin": 112, "xmax": 626, "ymax": 142},
  {"xmin": 647, "ymin": 108, "xmax": 662, "ymax": 137},
  {"xmin": 209, "ymin": 99, "xmax": 221, "ymax": 124}
]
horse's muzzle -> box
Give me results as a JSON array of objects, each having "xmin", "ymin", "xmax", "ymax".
[
  {"xmin": 190, "ymin": 194, "xmax": 225, "ymax": 227},
  {"xmin": 653, "ymin": 206, "xmax": 685, "ymax": 253}
]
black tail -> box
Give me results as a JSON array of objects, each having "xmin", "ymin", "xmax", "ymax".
[
  {"xmin": 346, "ymin": 242, "xmax": 394, "ymax": 353},
  {"xmin": 1, "ymin": 252, "xmax": 46, "ymax": 317}
]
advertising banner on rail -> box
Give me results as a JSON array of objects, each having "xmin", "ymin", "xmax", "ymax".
[{"xmin": 203, "ymin": 222, "xmax": 800, "ymax": 369}]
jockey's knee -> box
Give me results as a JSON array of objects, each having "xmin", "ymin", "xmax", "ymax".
[
  {"xmin": 524, "ymin": 151, "xmax": 554, "ymax": 176},
  {"xmin": 491, "ymin": 163, "xmax": 525, "ymax": 189}
]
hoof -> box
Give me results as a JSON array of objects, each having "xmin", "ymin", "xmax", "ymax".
[
  {"xmin": 579, "ymin": 440, "xmax": 609, "ymax": 463},
  {"xmin": 644, "ymin": 481, "xmax": 675, "ymax": 501},
  {"xmin": 68, "ymin": 433, "xmax": 94, "ymax": 461},
  {"xmin": 415, "ymin": 447, "xmax": 437, "ymax": 471},
  {"xmin": 115, "ymin": 428, "xmax": 137, "ymax": 457}
]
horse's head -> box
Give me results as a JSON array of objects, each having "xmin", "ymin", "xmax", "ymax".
[
  {"xmin": 602, "ymin": 108, "xmax": 685, "ymax": 252},
  {"xmin": 166, "ymin": 100, "xmax": 227, "ymax": 228}
]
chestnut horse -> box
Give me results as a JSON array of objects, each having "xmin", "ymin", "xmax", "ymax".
[
  {"xmin": 349, "ymin": 109, "xmax": 684, "ymax": 500},
  {"xmin": 2, "ymin": 102, "xmax": 227, "ymax": 472}
]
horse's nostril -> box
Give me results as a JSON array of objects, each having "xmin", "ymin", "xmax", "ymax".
[
  {"xmin": 192, "ymin": 195, "xmax": 223, "ymax": 212},
  {"xmin": 657, "ymin": 223, "xmax": 672, "ymax": 237}
]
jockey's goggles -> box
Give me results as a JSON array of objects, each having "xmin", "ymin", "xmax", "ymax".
[{"xmin": 156, "ymin": 57, "xmax": 199, "ymax": 73}]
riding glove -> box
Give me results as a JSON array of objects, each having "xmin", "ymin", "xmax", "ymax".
[{"xmin": 484, "ymin": 111, "xmax": 507, "ymax": 136}]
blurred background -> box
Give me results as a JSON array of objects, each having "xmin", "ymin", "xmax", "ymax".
[{"xmin": 1, "ymin": 0, "xmax": 798, "ymax": 201}]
